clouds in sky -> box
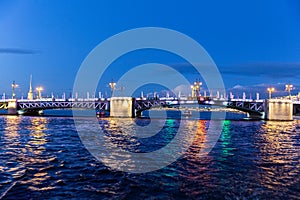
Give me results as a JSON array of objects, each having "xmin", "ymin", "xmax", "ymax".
[
  {"xmin": 168, "ymin": 61, "xmax": 300, "ymax": 80},
  {"xmin": 228, "ymin": 82, "xmax": 300, "ymax": 98},
  {"xmin": 220, "ymin": 62, "xmax": 300, "ymax": 79},
  {"xmin": 168, "ymin": 61, "xmax": 299, "ymax": 88},
  {"xmin": 0, "ymin": 48, "xmax": 39, "ymax": 55}
]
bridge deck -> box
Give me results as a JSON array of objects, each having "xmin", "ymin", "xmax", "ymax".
[{"xmin": 0, "ymin": 98, "xmax": 298, "ymax": 116}]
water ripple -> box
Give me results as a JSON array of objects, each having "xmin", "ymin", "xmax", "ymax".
[{"xmin": 0, "ymin": 116, "xmax": 299, "ymax": 199}]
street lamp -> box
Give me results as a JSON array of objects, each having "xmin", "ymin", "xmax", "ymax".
[
  {"xmin": 191, "ymin": 80, "xmax": 202, "ymax": 98},
  {"xmin": 190, "ymin": 85, "xmax": 195, "ymax": 97},
  {"xmin": 267, "ymin": 87, "xmax": 275, "ymax": 99},
  {"xmin": 109, "ymin": 81, "xmax": 116, "ymax": 97},
  {"xmin": 11, "ymin": 81, "xmax": 18, "ymax": 99},
  {"xmin": 194, "ymin": 80, "xmax": 202, "ymax": 97},
  {"xmin": 285, "ymin": 84, "xmax": 293, "ymax": 99},
  {"xmin": 36, "ymin": 86, "xmax": 43, "ymax": 99}
]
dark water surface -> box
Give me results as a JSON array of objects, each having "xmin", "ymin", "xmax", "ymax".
[{"xmin": 0, "ymin": 112, "xmax": 299, "ymax": 199}]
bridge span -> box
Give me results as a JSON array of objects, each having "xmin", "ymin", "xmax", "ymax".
[
  {"xmin": 18, "ymin": 100, "xmax": 109, "ymax": 111},
  {"xmin": 0, "ymin": 97, "xmax": 299, "ymax": 120},
  {"xmin": 134, "ymin": 98, "xmax": 265, "ymax": 117}
]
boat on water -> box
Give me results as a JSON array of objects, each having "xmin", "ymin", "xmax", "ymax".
[
  {"xmin": 17, "ymin": 110, "xmax": 43, "ymax": 115},
  {"xmin": 182, "ymin": 109, "xmax": 192, "ymax": 117},
  {"xmin": 96, "ymin": 111, "xmax": 106, "ymax": 118}
]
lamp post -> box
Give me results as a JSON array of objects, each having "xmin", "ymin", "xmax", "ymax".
[
  {"xmin": 285, "ymin": 84, "xmax": 293, "ymax": 99},
  {"xmin": 11, "ymin": 81, "xmax": 18, "ymax": 99},
  {"xmin": 191, "ymin": 80, "xmax": 202, "ymax": 98},
  {"xmin": 109, "ymin": 81, "xmax": 116, "ymax": 97},
  {"xmin": 36, "ymin": 86, "xmax": 43, "ymax": 99},
  {"xmin": 190, "ymin": 85, "xmax": 195, "ymax": 97},
  {"xmin": 267, "ymin": 87, "xmax": 274, "ymax": 99},
  {"xmin": 194, "ymin": 80, "xmax": 202, "ymax": 97}
]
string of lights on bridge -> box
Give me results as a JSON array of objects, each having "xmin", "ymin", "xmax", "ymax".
[{"xmin": 1, "ymin": 76, "xmax": 298, "ymax": 101}]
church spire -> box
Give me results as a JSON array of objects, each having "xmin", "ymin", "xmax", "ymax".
[{"xmin": 27, "ymin": 75, "xmax": 33, "ymax": 100}]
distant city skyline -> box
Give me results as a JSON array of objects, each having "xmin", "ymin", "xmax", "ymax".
[{"xmin": 0, "ymin": 1, "xmax": 300, "ymax": 98}]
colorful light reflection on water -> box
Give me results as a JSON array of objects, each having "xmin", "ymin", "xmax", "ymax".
[{"xmin": 0, "ymin": 115, "xmax": 299, "ymax": 199}]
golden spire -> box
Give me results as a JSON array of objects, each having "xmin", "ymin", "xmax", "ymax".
[{"xmin": 27, "ymin": 75, "xmax": 33, "ymax": 100}]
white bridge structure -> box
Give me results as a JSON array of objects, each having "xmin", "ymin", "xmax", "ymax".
[{"xmin": 1, "ymin": 96, "xmax": 300, "ymax": 121}]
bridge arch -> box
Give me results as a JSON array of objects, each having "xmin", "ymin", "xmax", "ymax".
[
  {"xmin": 15, "ymin": 100, "xmax": 109, "ymax": 115},
  {"xmin": 134, "ymin": 99, "xmax": 264, "ymax": 118}
]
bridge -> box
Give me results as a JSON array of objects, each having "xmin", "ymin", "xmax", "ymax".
[
  {"xmin": 0, "ymin": 96, "xmax": 299, "ymax": 120},
  {"xmin": 0, "ymin": 77, "xmax": 298, "ymax": 120}
]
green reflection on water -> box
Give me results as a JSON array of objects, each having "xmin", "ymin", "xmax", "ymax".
[
  {"xmin": 166, "ymin": 118, "xmax": 175, "ymax": 126},
  {"xmin": 221, "ymin": 120, "xmax": 232, "ymax": 156}
]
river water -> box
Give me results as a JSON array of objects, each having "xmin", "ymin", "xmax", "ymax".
[{"xmin": 0, "ymin": 111, "xmax": 299, "ymax": 199}]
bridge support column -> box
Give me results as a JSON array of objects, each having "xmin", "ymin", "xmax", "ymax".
[
  {"xmin": 7, "ymin": 99, "xmax": 18, "ymax": 115},
  {"xmin": 264, "ymin": 99, "xmax": 293, "ymax": 121},
  {"xmin": 110, "ymin": 97, "xmax": 135, "ymax": 118}
]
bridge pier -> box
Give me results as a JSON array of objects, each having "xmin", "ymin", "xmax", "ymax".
[
  {"xmin": 7, "ymin": 99, "xmax": 18, "ymax": 115},
  {"xmin": 110, "ymin": 97, "xmax": 135, "ymax": 118},
  {"xmin": 264, "ymin": 99, "xmax": 293, "ymax": 121}
]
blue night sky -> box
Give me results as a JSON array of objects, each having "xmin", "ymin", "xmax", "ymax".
[{"xmin": 0, "ymin": 0, "xmax": 300, "ymax": 98}]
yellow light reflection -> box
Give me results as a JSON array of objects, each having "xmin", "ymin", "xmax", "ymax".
[
  {"xmin": 27, "ymin": 117, "xmax": 47, "ymax": 149},
  {"xmin": 257, "ymin": 120, "xmax": 299, "ymax": 189},
  {"xmin": 3, "ymin": 116, "xmax": 25, "ymax": 180},
  {"xmin": 4, "ymin": 116, "xmax": 21, "ymax": 139},
  {"xmin": 193, "ymin": 120, "xmax": 207, "ymax": 149},
  {"xmin": 26, "ymin": 117, "xmax": 48, "ymax": 155},
  {"xmin": 20, "ymin": 117, "xmax": 53, "ymax": 189},
  {"xmin": 177, "ymin": 120, "xmax": 212, "ymax": 183},
  {"xmin": 177, "ymin": 120, "xmax": 208, "ymax": 159}
]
